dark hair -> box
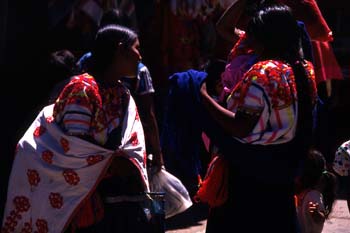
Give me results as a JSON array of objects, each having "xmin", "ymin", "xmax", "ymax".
[
  {"xmin": 320, "ymin": 171, "xmax": 337, "ymax": 218},
  {"xmin": 301, "ymin": 149, "xmax": 327, "ymax": 189},
  {"xmin": 99, "ymin": 8, "xmax": 132, "ymax": 28},
  {"xmin": 48, "ymin": 49, "xmax": 77, "ymax": 82},
  {"xmin": 247, "ymin": 4, "xmax": 313, "ymax": 152},
  {"xmin": 203, "ymin": 59, "xmax": 226, "ymax": 96},
  {"xmin": 90, "ymin": 25, "xmax": 138, "ymax": 75}
]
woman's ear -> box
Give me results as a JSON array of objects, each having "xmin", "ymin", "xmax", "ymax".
[{"xmin": 116, "ymin": 42, "xmax": 128, "ymax": 55}]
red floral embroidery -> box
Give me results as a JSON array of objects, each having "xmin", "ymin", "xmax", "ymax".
[
  {"xmin": 86, "ymin": 155, "xmax": 104, "ymax": 166},
  {"xmin": 130, "ymin": 132, "xmax": 139, "ymax": 146},
  {"xmin": 2, "ymin": 196, "xmax": 30, "ymax": 233},
  {"xmin": 33, "ymin": 126, "xmax": 46, "ymax": 137},
  {"xmin": 49, "ymin": 192, "xmax": 63, "ymax": 209},
  {"xmin": 45, "ymin": 116, "xmax": 54, "ymax": 123},
  {"xmin": 35, "ymin": 219, "xmax": 48, "ymax": 233},
  {"xmin": 20, "ymin": 221, "xmax": 32, "ymax": 233},
  {"xmin": 13, "ymin": 196, "xmax": 30, "ymax": 213},
  {"xmin": 60, "ymin": 137, "xmax": 70, "ymax": 153},
  {"xmin": 27, "ymin": 169, "xmax": 40, "ymax": 187},
  {"xmin": 41, "ymin": 150, "xmax": 54, "ymax": 164},
  {"xmin": 63, "ymin": 169, "xmax": 80, "ymax": 185}
]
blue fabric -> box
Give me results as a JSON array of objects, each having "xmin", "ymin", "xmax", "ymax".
[
  {"xmin": 297, "ymin": 21, "xmax": 314, "ymax": 63},
  {"xmin": 160, "ymin": 69, "xmax": 207, "ymax": 182},
  {"xmin": 77, "ymin": 52, "xmax": 92, "ymax": 73}
]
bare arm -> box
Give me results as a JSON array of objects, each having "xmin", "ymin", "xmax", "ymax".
[
  {"xmin": 200, "ymin": 82, "xmax": 259, "ymax": 138},
  {"xmin": 136, "ymin": 93, "xmax": 164, "ymax": 171},
  {"xmin": 216, "ymin": 0, "xmax": 247, "ymax": 43}
]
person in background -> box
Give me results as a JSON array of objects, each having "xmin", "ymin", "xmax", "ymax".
[
  {"xmin": 77, "ymin": 8, "xmax": 164, "ymax": 172},
  {"xmin": 216, "ymin": 0, "xmax": 314, "ymax": 102},
  {"xmin": 47, "ymin": 49, "xmax": 78, "ymax": 103},
  {"xmin": 333, "ymin": 139, "xmax": 350, "ymax": 214},
  {"xmin": 295, "ymin": 149, "xmax": 337, "ymax": 233},
  {"xmin": 1, "ymin": 25, "xmax": 151, "ymax": 233},
  {"xmin": 200, "ymin": 5, "xmax": 317, "ymax": 232}
]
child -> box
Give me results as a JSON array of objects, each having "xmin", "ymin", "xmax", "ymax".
[
  {"xmin": 295, "ymin": 149, "xmax": 338, "ymax": 233},
  {"xmin": 333, "ymin": 139, "xmax": 350, "ymax": 214}
]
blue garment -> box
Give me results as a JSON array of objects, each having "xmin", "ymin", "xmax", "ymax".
[
  {"xmin": 160, "ymin": 70, "xmax": 207, "ymax": 184},
  {"xmin": 298, "ymin": 21, "xmax": 314, "ymax": 63}
]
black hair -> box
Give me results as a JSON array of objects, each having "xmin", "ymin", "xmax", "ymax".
[
  {"xmin": 48, "ymin": 49, "xmax": 77, "ymax": 83},
  {"xmin": 320, "ymin": 171, "xmax": 337, "ymax": 218},
  {"xmin": 99, "ymin": 8, "xmax": 132, "ymax": 28},
  {"xmin": 203, "ymin": 59, "xmax": 226, "ymax": 97},
  {"xmin": 247, "ymin": 4, "xmax": 314, "ymax": 153},
  {"xmin": 300, "ymin": 149, "xmax": 327, "ymax": 189},
  {"xmin": 90, "ymin": 24, "xmax": 138, "ymax": 76}
]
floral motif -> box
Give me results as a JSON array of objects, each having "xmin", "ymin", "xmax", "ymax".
[
  {"xmin": 63, "ymin": 169, "xmax": 80, "ymax": 185},
  {"xmin": 27, "ymin": 169, "xmax": 40, "ymax": 187},
  {"xmin": 20, "ymin": 221, "xmax": 32, "ymax": 233},
  {"xmin": 45, "ymin": 116, "xmax": 54, "ymax": 123},
  {"xmin": 60, "ymin": 137, "xmax": 70, "ymax": 153},
  {"xmin": 41, "ymin": 150, "xmax": 54, "ymax": 164},
  {"xmin": 49, "ymin": 192, "xmax": 63, "ymax": 209},
  {"xmin": 13, "ymin": 196, "xmax": 30, "ymax": 213},
  {"xmin": 130, "ymin": 132, "xmax": 139, "ymax": 146},
  {"xmin": 2, "ymin": 197, "xmax": 30, "ymax": 233},
  {"xmin": 33, "ymin": 126, "xmax": 46, "ymax": 137},
  {"xmin": 35, "ymin": 219, "xmax": 48, "ymax": 233},
  {"xmin": 86, "ymin": 155, "xmax": 104, "ymax": 166}
]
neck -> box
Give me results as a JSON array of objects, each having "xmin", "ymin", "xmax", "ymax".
[{"xmin": 98, "ymin": 67, "xmax": 123, "ymax": 85}]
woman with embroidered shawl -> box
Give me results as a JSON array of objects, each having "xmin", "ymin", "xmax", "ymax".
[
  {"xmin": 200, "ymin": 5, "xmax": 317, "ymax": 232},
  {"xmin": 2, "ymin": 25, "xmax": 151, "ymax": 233}
]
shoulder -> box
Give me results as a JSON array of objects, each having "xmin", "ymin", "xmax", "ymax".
[
  {"xmin": 245, "ymin": 60, "xmax": 290, "ymax": 85},
  {"xmin": 59, "ymin": 73, "xmax": 100, "ymax": 98}
]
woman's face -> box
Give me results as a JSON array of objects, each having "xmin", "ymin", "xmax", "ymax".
[{"xmin": 118, "ymin": 38, "xmax": 142, "ymax": 78}]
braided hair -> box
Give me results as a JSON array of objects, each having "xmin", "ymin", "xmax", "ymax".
[{"xmin": 246, "ymin": 4, "xmax": 314, "ymax": 152}]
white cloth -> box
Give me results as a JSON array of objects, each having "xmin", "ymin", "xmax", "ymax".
[
  {"xmin": 1, "ymin": 100, "xmax": 148, "ymax": 233},
  {"xmin": 333, "ymin": 140, "xmax": 350, "ymax": 176}
]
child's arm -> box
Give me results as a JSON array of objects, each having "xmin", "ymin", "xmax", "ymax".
[{"xmin": 308, "ymin": 201, "xmax": 326, "ymax": 223}]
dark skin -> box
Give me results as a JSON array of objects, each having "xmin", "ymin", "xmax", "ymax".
[
  {"xmin": 134, "ymin": 93, "xmax": 164, "ymax": 171},
  {"xmin": 200, "ymin": 81, "xmax": 259, "ymax": 138}
]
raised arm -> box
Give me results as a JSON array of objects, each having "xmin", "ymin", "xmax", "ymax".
[{"xmin": 216, "ymin": 0, "xmax": 247, "ymax": 43}]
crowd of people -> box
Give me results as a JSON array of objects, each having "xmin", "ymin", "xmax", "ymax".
[{"xmin": 1, "ymin": 0, "xmax": 349, "ymax": 233}]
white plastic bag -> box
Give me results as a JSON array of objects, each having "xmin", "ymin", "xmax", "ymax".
[{"xmin": 148, "ymin": 168, "xmax": 193, "ymax": 218}]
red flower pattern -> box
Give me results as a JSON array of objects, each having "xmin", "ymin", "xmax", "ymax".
[
  {"xmin": 130, "ymin": 132, "xmax": 139, "ymax": 146},
  {"xmin": 63, "ymin": 169, "xmax": 80, "ymax": 185},
  {"xmin": 27, "ymin": 169, "xmax": 40, "ymax": 187},
  {"xmin": 20, "ymin": 222, "xmax": 32, "ymax": 233},
  {"xmin": 49, "ymin": 192, "xmax": 63, "ymax": 209},
  {"xmin": 41, "ymin": 150, "xmax": 54, "ymax": 164},
  {"xmin": 33, "ymin": 126, "xmax": 46, "ymax": 137},
  {"xmin": 45, "ymin": 116, "xmax": 54, "ymax": 123},
  {"xmin": 13, "ymin": 196, "xmax": 30, "ymax": 213},
  {"xmin": 52, "ymin": 74, "xmax": 129, "ymax": 139},
  {"xmin": 35, "ymin": 219, "xmax": 48, "ymax": 233},
  {"xmin": 234, "ymin": 60, "xmax": 316, "ymax": 109},
  {"xmin": 60, "ymin": 137, "xmax": 70, "ymax": 153},
  {"xmin": 86, "ymin": 155, "xmax": 104, "ymax": 166},
  {"xmin": 2, "ymin": 196, "xmax": 31, "ymax": 233}
]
